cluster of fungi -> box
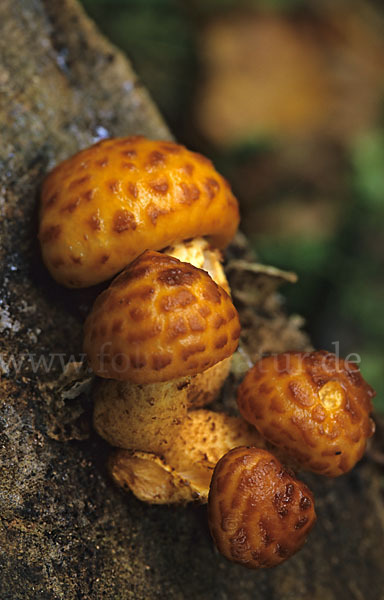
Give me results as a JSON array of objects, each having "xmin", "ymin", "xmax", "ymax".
[{"xmin": 39, "ymin": 136, "xmax": 376, "ymax": 569}]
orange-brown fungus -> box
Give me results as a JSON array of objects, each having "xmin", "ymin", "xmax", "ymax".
[
  {"xmin": 39, "ymin": 136, "xmax": 239, "ymax": 287},
  {"xmin": 84, "ymin": 251, "xmax": 241, "ymax": 384},
  {"xmin": 208, "ymin": 446, "xmax": 316, "ymax": 569},
  {"xmin": 237, "ymin": 351, "xmax": 376, "ymax": 477}
]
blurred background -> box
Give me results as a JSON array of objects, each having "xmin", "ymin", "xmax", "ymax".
[{"xmin": 80, "ymin": 0, "xmax": 384, "ymax": 412}]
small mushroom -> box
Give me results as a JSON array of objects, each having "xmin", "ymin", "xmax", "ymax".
[
  {"xmin": 85, "ymin": 251, "xmax": 241, "ymax": 454},
  {"xmin": 39, "ymin": 136, "xmax": 239, "ymax": 288},
  {"xmin": 208, "ymin": 446, "xmax": 316, "ymax": 568},
  {"xmin": 109, "ymin": 409, "xmax": 266, "ymax": 504},
  {"xmin": 237, "ymin": 351, "xmax": 376, "ymax": 476}
]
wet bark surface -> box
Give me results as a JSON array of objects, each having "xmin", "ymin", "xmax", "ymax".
[{"xmin": 1, "ymin": 1, "xmax": 384, "ymax": 598}]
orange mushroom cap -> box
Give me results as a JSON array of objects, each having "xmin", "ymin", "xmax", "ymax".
[
  {"xmin": 83, "ymin": 250, "xmax": 241, "ymax": 384},
  {"xmin": 208, "ymin": 446, "xmax": 316, "ymax": 568},
  {"xmin": 237, "ymin": 351, "xmax": 376, "ymax": 476},
  {"xmin": 39, "ymin": 136, "xmax": 240, "ymax": 287}
]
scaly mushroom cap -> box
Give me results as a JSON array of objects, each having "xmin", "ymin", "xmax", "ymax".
[
  {"xmin": 39, "ymin": 136, "xmax": 239, "ymax": 287},
  {"xmin": 237, "ymin": 351, "xmax": 376, "ymax": 477},
  {"xmin": 84, "ymin": 251, "xmax": 241, "ymax": 384},
  {"xmin": 208, "ymin": 446, "xmax": 316, "ymax": 568}
]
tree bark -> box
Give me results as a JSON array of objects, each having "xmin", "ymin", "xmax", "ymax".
[{"xmin": 1, "ymin": 1, "xmax": 383, "ymax": 598}]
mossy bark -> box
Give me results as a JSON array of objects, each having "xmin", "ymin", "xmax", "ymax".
[{"xmin": 1, "ymin": 1, "xmax": 384, "ymax": 598}]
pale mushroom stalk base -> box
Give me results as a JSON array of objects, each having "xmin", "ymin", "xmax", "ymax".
[
  {"xmin": 109, "ymin": 410, "xmax": 267, "ymax": 504},
  {"xmin": 93, "ymin": 377, "xmax": 190, "ymax": 455}
]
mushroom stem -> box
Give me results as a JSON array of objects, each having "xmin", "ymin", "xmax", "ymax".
[
  {"xmin": 93, "ymin": 377, "xmax": 189, "ymax": 454},
  {"xmin": 93, "ymin": 356, "xmax": 234, "ymax": 454},
  {"xmin": 109, "ymin": 409, "xmax": 267, "ymax": 504},
  {"xmin": 186, "ymin": 355, "xmax": 232, "ymax": 409}
]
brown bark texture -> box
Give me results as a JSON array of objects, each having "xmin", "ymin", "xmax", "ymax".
[{"xmin": 0, "ymin": 1, "xmax": 383, "ymax": 598}]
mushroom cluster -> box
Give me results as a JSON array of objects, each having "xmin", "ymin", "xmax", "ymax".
[{"xmin": 39, "ymin": 136, "xmax": 376, "ymax": 570}]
